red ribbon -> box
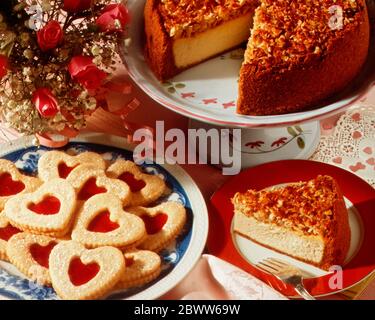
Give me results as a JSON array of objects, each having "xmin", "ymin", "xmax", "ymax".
[
  {"xmin": 36, "ymin": 126, "xmax": 79, "ymax": 147},
  {"xmin": 36, "ymin": 78, "xmax": 153, "ymax": 149}
]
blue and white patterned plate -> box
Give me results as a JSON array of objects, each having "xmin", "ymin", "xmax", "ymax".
[{"xmin": 0, "ymin": 133, "xmax": 208, "ymax": 300}]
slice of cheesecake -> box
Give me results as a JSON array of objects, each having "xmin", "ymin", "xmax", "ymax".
[{"xmin": 232, "ymin": 176, "xmax": 350, "ymax": 270}]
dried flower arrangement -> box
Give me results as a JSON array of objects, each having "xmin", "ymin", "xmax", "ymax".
[{"xmin": 0, "ymin": 0, "xmax": 130, "ymax": 140}]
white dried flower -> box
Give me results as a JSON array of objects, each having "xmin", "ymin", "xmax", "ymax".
[
  {"xmin": 7, "ymin": 100, "xmax": 17, "ymax": 109},
  {"xmin": 91, "ymin": 45, "xmax": 102, "ymax": 56},
  {"xmin": 23, "ymin": 49, "xmax": 34, "ymax": 59},
  {"xmin": 22, "ymin": 67, "xmax": 32, "ymax": 76},
  {"xmin": 114, "ymin": 19, "xmax": 122, "ymax": 29},
  {"xmin": 78, "ymin": 90, "xmax": 89, "ymax": 100},
  {"xmin": 85, "ymin": 97, "xmax": 97, "ymax": 110},
  {"xmin": 93, "ymin": 56, "xmax": 103, "ymax": 66},
  {"xmin": 124, "ymin": 38, "xmax": 132, "ymax": 47}
]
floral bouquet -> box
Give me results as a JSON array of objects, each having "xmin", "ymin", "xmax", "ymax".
[{"xmin": 0, "ymin": 0, "xmax": 132, "ymax": 144}]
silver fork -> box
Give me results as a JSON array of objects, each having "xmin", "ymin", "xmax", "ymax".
[{"xmin": 256, "ymin": 257, "xmax": 316, "ymax": 300}]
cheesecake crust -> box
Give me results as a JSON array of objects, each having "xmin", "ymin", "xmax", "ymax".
[{"xmin": 144, "ymin": 0, "xmax": 179, "ymax": 80}]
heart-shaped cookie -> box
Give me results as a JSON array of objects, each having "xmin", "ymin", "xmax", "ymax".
[
  {"xmin": 6, "ymin": 232, "xmax": 59, "ymax": 285},
  {"xmin": 0, "ymin": 160, "xmax": 42, "ymax": 211},
  {"xmin": 127, "ymin": 201, "xmax": 186, "ymax": 252},
  {"xmin": 0, "ymin": 212, "xmax": 21, "ymax": 261},
  {"xmin": 38, "ymin": 151, "xmax": 106, "ymax": 181},
  {"xmin": 4, "ymin": 179, "xmax": 77, "ymax": 237},
  {"xmin": 71, "ymin": 193, "xmax": 146, "ymax": 249},
  {"xmin": 49, "ymin": 241, "xmax": 125, "ymax": 300},
  {"xmin": 116, "ymin": 249, "xmax": 161, "ymax": 289},
  {"xmin": 66, "ymin": 164, "xmax": 131, "ymax": 205},
  {"xmin": 107, "ymin": 160, "xmax": 167, "ymax": 207}
]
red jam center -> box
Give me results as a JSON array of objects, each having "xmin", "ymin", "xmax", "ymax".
[
  {"xmin": 118, "ymin": 172, "xmax": 146, "ymax": 192},
  {"xmin": 28, "ymin": 196, "xmax": 61, "ymax": 215},
  {"xmin": 141, "ymin": 213, "xmax": 168, "ymax": 235},
  {"xmin": 58, "ymin": 163, "xmax": 77, "ymax": 179},
  {"xmin": 88, "ymin": 211, "xmax": 119, "ymax": 233},
  {"xmin": 29, "ymin": 242, "xmax": 57, "ymax": 268},
  {"xmin": 0, "ymin": 173, "xmax": 25, "ymax": 197},
  {"xmin": 125, "ymin": 256, "xmax": 135, "ymax": 267},
  {"xmin": 78, "ymin": 178, "xmax": 107, "ymax": 201},
  {"xmin": 0, "ymin": 225, "xmax": 21, "ymax": 241},
  {"xmin": 69, "ymin": 257, "xmax": 100, "ymax": 286}
]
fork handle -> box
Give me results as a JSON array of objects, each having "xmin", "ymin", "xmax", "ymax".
[{"xmin": 294, "ymin": 284, "xmax": 316, "ymax": 300}]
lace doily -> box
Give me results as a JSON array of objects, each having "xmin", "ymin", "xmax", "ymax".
[{"xmin": 311, "ymin": 105, "xmax": 375, "ymax": 187}]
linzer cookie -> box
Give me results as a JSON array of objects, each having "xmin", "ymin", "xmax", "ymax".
[
  {"xmin": 71, "ymin": 194, "xmax": 146, "ymax": 249},
  {"xmin": 107, "ymin": 160, "xmax": 167, "ymax": 207},
  {"xmin": 49, "ymin": 241, "xmax": 125, "ymax": 300},
  {"xmin": 67, "ymin": 164, "xmax": 131, "ymax": 206},
  {"xmin": 38, "ymin": 151, "xmax": 106, "ymax": 181},
  {"xmin": 0, "ymin": 212, "xmax": 21, "ymax": 261},
  {"xmin": 0, "ymin": 159, "xmax": 42, "ymax": 211},
  {"xmin": 127, "ymin": 201, "xmax": 186, "ymax": 252},
  {"xmin": 6, "ymin": 232, "xmax": 59, "ymax": 286},
  {"xmin": 4, "ymin": 179, "xmax": 77, "ymax": 237},
  {"xmin": 117, "ymin": 249, "xmax": 161, "ymax": 289}
]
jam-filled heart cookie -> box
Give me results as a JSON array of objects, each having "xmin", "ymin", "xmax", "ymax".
[
  {"xmin": 107, "ymin": 160, "xmax": 167, "ymax": 207},
  {"xmin": 66, "ymin": 164, "xmax": 131, "ymax": 205},
  {"xmin": 127, "ymin": 201, "xmax": 186, "ymax": 252},
  {"xmin": 116, "ymin": 249, "xmax": 161, "ymax": 289},
  {"xmin": 4, "ymin": 179, "xmax": 77, "ymax": 237},
  {"xmin": 0, "ymin": 159, "xmax": 42, "ymax": 211},
  {"xmin": 38, "ymin": 151, "xmax": 106, "ymax": 181},
  {"xmin": 6, "ymin": 232, "xmax": 59, "ymax": 286},
  {"xmin": 71, "ymin": 194, "xmax": 146, "ymax": 249},
  {"xmin": 0, "ymin": 212, "xmax": 21, "ymax": 261},
  {"xmin": 49, "ymin": 241, "xmax": 125, "ymax": 300}
]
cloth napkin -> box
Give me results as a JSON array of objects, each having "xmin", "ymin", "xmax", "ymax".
[{"xmin": 162, "ymin": 254, "xmax": 287, "ymax": 300}]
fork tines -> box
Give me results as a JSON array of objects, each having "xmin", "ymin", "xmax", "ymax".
[{"xmin": 256, "ymin": 257, "xmax": 290, "ymax": 273}]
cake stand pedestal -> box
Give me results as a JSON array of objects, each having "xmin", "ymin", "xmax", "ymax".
[{"xmin": 189, "ymin": 119, "xmax": 321, "ymax": 169}]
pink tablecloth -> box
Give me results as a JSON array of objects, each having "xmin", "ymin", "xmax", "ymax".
[{"xmin": 0, "ymin": 72, "xmax": 374, "ymax": 300}]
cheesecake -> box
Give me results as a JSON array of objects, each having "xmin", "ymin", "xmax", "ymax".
[
  {"xmin": 232, "ymin": 176, "xmax": 350, "ymax": 270},
  {"xmin": 144, "ymin": 0, "xmax": 370, "ymax": 115}
]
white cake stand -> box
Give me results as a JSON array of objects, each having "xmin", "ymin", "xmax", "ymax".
[{"xmin": 122, "ymin": 0, "xmax": 375, "ymax": 169}]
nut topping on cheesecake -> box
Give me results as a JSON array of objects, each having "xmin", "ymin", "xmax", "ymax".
[
  {"xmin": 232, "ymin": 175, "xmax": 344, "ymax": 237},
  {"xmin": 245, "ymin": 0, "xmax": 365, "ymax": 72},
  {"xmin": 159, "ymin": 0, "xmax": 258, "ymax": 38}
]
